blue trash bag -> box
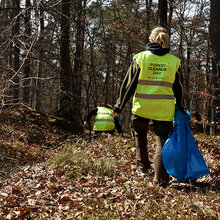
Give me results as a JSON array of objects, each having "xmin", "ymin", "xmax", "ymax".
[{"xmin": 162, "ymin": 107, "xmax": 210, "ymax": 183}]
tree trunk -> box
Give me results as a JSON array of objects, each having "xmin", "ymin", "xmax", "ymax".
[
  {"xmin": 203, "ymin": 37, "xmax": 211, "ymax": 134},
  {"xmin": 12, "ymin": 0, "xmax": 20, "ymax": 104},
  {"xmin": 110, "ymin": 0, "xmax": 116, "ymax": 105},
  {"xmin": 72, "ymin": 0, "xmax": 86, "ymax": 123},
  {"xmin": 185, "ymin": 42, "xmax": 191, "ymax": 109},
  {"xmin": 60, "ymin": 0, "xmax": 73, "ymax": 115},
  {"xmin": 209, "ymin": 0, "xmax": 220, "ymax": 134},
  {"xmin": 158, "ymin": 0, "xmax": 167, "ymax": 27},
  {"xmin": 145, "ymin": 0, "xmax": 152, "ymax": 46},
  {"xmin": 167, "ymin": 0, "xmax": 173, "ymax": 36},
  {"xmin": 23, "ymin": 0, "xmax": 31, "ymax": 106},
  {"xmin": 35, "ymin": 2, "xmax": 44, "ymax": 111}
]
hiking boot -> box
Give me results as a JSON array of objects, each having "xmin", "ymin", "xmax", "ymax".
[
  {"xmin": 136, "ymin": 163, "xmax": 152, "ymax": 176},
  {"xmin": 154, "ymin": 177, "xmax": 170, "ymax": 187}
]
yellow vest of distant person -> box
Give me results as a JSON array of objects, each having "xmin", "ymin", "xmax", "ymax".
[
  {"xmin": 93, "ymin": 107, "xmax": 115, "ymax": 131},
  {"xmin": 132, "ymin": 51, "xmax": 180, "ymax": 121}
]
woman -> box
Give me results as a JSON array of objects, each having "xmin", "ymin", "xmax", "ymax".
[{"xmin": 113, "ymin": 27, "xmax": 185, "ymax": 186}]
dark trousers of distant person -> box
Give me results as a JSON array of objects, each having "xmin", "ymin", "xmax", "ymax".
[{"xmin": 132, "ymin": 114, "xmax": 173, "ymax": 185}]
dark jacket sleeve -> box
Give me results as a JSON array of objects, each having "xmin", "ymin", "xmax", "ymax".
[
  {"xmin": 85, "ymin": 108, "xmax": 98, "ymax": 122},
  {"xmin": 113, "ymin": 61, "xmax": 140, "ymax": 113},
  {"xmin": 114, "ymin": 117, "xmax": 123, "ymax": 134},
  {"xmin": 173, "ymin": 68, "xmax": 185, "ymax": 113}
]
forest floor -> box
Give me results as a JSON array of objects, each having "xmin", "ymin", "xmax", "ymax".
[{"xmin": 0, "ymin": 106, "xmax": 219, "ymax": 219}]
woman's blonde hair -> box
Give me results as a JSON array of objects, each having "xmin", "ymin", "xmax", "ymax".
[{"xmin": 149, "ymin": 27, "xmax": 169, "ymax": 49}]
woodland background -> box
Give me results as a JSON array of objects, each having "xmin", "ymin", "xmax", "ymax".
[
  {"xmin": 0, "ymin": 0, "xmax": 219, "ymax": 135},
  {"xmin": 0, "ymin": 0, "xmax": 219, "ymax": 218}
]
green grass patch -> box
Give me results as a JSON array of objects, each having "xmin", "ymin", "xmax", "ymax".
[{"xmin": 46, "ymin": 140, "xmax": 117, "ymax": 179}]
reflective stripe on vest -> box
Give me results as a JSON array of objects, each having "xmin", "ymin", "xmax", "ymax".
[
  {"xmin": 95, "ymin": 119, "xmax": 114, "ymax": 122},
  {"xmin": 93, "ymin": 107, "xmax": 115, "ymax": 131},
  {"xmin": 132, "ymin": 51, "xmax": 180, "ymax": 121},
  {"xmin": 138, "ymin": 80, "xmax": 173, "ymax": 88},
  {"xmin": 135, "ymin": 93, "xmax": 175, "ymax": 100}
]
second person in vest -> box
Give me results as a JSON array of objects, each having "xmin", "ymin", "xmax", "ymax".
[
  {"xmin": 84, "ymin": 104, "xmax": 123, "ymax": 136},
  {"xmin": 113, "ymin": 27, "xmax": 185, "ymax": 186}
]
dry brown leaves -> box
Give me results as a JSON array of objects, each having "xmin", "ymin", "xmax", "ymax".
[{"xmin": 0, "ymin": 108, "xmax": 219, "ymax": 219}]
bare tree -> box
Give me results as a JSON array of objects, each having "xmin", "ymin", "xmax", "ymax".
[
  {"xmin": 158, "ymin": 0, "xmax": 167, "ymax": 26},
  {"xmin": 59, "ymin": 0, "xmax": 73, "ymax": 115},
  {"xmin": 0, "ymin": 0, "xmax": 216, "ymax": 135},
  {"xmin": 23, "ymin": 0, "xmax": 31, "ymax": 106},
  {"xmin": 35, "ymin": 1, "xmax": 45, "ymax": 111},
  {"xmin": 167, "ymin": 0, "xmax": 174, "ymax": 36},
  {"xmin": 209, "ymin": 0, "xmax": 220, "ymax": 134},
  {"xmin": 12, "ymin": 0, "xmax": 20, "ymax": 103},
  {"xmin": 145, "ymin": 0, "xmax": 152, "ymax": 42},
  {"xmin": 72, "ymin": 0, "xmax": 86, "ymax": 123}
]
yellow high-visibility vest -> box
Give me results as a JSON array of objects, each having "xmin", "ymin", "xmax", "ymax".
[
  {"xmin": 132, "ymin": 51, "xmax": 180, "ymax": 121},
  {"xmin": 93, "ymin": 107, "xmax": 115, "ymax": 131}
]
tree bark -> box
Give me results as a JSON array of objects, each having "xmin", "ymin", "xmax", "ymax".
[
  {"xmin": 35, "ymin": 2, "xmax": 44, "ymax": 111},
  {"xmin": 23, "ymin": 0, "xmax": 31, "ymax": 106},
  {"xmin": 209, "ymin": 0, "xmax": 220, "ymax": 134},
  {"xmin": 158, "ymin": 0, "xmax": 167, "ymax": 27},
  {"xmin": 145, "ymin": 0, "xmax": 152, "ymax": 45},
  {"xmin": 12, "ymin": 0, "xmax": 20, "ymax": 103},
  {"xmin": 167, "ymin": 0, "xmax": 173, "ymax": 36},
  {"xmin": 60, "ymin": 0, "xmax": 73, "ymax": 114},
  {"xmin": 185, "ymin": 42, "xmax": 191, "ymax": 109},
  {"xmin": 72, "ymin": 0, "xmax": 86, "ymax": 123}
]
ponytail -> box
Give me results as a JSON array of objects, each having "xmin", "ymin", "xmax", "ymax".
[{"xmin": 149, "ymin": 27, "xmax": 170, "ymax": 49}]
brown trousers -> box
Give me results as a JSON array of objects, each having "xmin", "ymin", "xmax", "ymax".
[{"xmin": 132, "ymin": 115, "xmax": 173, "ymax": 184}]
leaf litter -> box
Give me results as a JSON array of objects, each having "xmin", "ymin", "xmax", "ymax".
[{"xmin": 0, "ymin": 107, "xmax": 219, "ymax": 219}]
